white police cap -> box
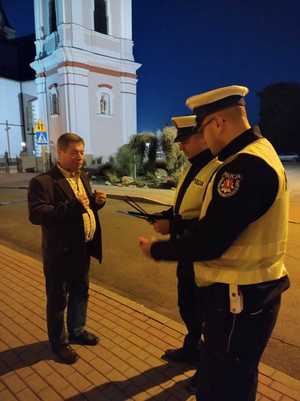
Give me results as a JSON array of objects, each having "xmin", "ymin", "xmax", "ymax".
[
  {"xmin": 186, "ymin": 85, "xmax": 249, "ymax": 125},
  {"xmin": 171, "ymin": 115, "xmax": 197, "ymax": 142}
]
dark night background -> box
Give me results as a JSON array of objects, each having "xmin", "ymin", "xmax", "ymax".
[{"xmin": 2, "ymin": 0, "xmax": 300, "ymax": 133}]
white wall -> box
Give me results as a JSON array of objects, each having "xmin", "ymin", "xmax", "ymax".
[
  {"xmin": 0, "ymin": 78, "xmax": 23, "ymax": 157},
  {"xmin": 89, "ymin": 71, "xmax": 122, "ymax": 158},
  {"xmin": 22, "ymin": 80, "xmax": 37, "ymax": 97}
]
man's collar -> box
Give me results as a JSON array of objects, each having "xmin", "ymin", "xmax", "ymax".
[
  {"xmin": 218, "ymin": 129, "xmax": 257, "ymax": 161},
  {"xmin": 189, "ymin": 148, "xmax": 213, "ymax": 165},
  {"xmin": 57, "ymin": 163, "xmax": 80, "ymax": 178}
]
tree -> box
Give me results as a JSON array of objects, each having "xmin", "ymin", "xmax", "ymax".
[
  {"xmin": 160, "ymin": 126, "xmax": 186, "ymax": 173},
  {"xmin": 115, "ymin": 144, "xmax": 134, "ymax": 176},
  {"xmin": 129, "ymin": 132, "xmax": 157, "ymax": 174},
  {"xmin": 257, "ymin": 82, "xmax": 300, "ymax": 155}
]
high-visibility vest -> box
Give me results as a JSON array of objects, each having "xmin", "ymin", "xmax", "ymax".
[
  {"xmin": 174, "ymin": 157, "xmax": 222, "ymax": 219},
  {"xmin": 194, "ymin": 137, "xmax": 289, "ymax": 286}
]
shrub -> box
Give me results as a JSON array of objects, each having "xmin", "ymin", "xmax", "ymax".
[
  {"xmin": 115, "ymin": 144, "xmax": 135, "ymax": 176},
  {"xmin": 160, "ymin": 126, "xmax": 186, "ymax": 173}
]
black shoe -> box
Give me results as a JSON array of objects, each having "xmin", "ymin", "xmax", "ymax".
[
  {"xmin": 69, "ymin": 330, "xmax": 99, "ymax": 346},
  {"xmin": 161, "ymin": 348, "xmax": 200, "ymax": 366},
  {"xmin": 52, "ymin": 344, "xmax": 79, "ymax": 364}
]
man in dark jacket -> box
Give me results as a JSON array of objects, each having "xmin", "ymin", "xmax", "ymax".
[{"xmin": 28, "ymin": 133, "xmax": 106, "ymax": 364}]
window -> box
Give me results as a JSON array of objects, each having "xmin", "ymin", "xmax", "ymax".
[
  {"xmin": 97, "ymin": 87, "xmax": 112, "ymax": 116},
  {"xmin": 50, "ymin": 93, "xmax": 59, "ymax": 115},
  {"xmin": 49, "ymin": 84, "xmax": 59, "ymax": 115},
  {"xmin": 49, "ymin": 0, "xmax": 57, "ymax": 34},
  {"xmin": 25, "ymin": 102, "xmax": 34, "ymax": 133},
  {"xmin": 100, "ymin": 94, "xmax": 109, "ymax": 114},
  {"xmin": 94, "ymin": 0, "xmax": 108, "ymax": 34}
]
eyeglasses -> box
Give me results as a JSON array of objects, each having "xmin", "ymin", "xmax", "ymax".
[
  {"xmin": 196, "ymin": 118, "xmax": 215, "ymax": 135},
  {"xmin": 178, "ymin": 118, "xmax": 215, "ymax": 145}
]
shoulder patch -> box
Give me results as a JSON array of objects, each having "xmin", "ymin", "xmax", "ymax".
[{"xmin": 217, "ymin": 172, "xmax": 242, "ymax": 198}]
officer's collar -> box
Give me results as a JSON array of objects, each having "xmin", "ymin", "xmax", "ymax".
[
  {"xmin": 218, "ymin": 129, "xmax": 257, "ymax": 161},
  {"xmin": 189, "ymin": 148, "xmax": 213, "ymax": 165}
]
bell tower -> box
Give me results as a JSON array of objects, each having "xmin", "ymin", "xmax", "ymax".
[{"xmin": 31, "ymin": 0, "xmax": 140, "ymax": 160}]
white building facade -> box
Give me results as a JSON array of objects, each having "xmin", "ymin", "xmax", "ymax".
[
  {"xmin": 31, "ymin": 0, "xmax": 140, "ymax": 160},
  {"xmin": 0, "ymin": 5, "xmax": 37, "ymax": 160},
  {"xmin": 0, "ymin": 77, "xmax": 38, "ymax": 160}
]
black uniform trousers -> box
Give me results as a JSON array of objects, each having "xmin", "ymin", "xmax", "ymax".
[
  {"xmin": 177, "ymin": 261, "xmax": 204, "ymax": 353},
  {"xmin": 44, "ymin": 251, "xmax": 91, "ymax": 349},
  {"xmin": 196, "ymin": 284, "xmax": 281, "ymax": 401}
]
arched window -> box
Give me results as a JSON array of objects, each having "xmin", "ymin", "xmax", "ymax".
[
  {"xmin": 49, "ymin": 84, "xmax": 59, "ymax": 115},
  {"xmin": 97, "ymin": 86, "xmax": 113, "ymax": 116},
  {"xmin": 49, "ymin": 0, "xmax": 57, "ymax": 34},
  {"xmin": 94, "ymin": 0, "xmax": 108, "ymax": 34},
  {"xmin": 100, "ymin": 94, "xmax": 109, "ymax": 114}
]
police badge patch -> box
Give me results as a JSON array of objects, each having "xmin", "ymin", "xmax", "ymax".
[{"xmin": 217, "ymin": 172, "xmax": 242, "ymax": 197}]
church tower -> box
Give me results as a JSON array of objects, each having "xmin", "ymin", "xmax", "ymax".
[{"xmin": 31, "ymin": 0, "xmax": 140, "ymax": 160}]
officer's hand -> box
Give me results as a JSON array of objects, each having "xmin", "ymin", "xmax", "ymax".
[
  {"xmin": 138, "ymin": 236, "xmax": 153, "ymax": 258},
  {"xmin": 77, "ymin": 194, "xmax": 90, "ymax": 209},
  {"xmin": 153, "ymin": 219, "xmax": 170, "ymax": 235},
  {"xmin": 94, "ymin": 190, "xmax": 107, "ymax": 206}
]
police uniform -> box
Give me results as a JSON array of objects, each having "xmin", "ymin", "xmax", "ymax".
[
  {"xmin": 161, "ymin": 115, "xmax": 221, "ymax": 364},
  {"xmin": 149, "ymin": 86, "xmax": 290, "ymax": 401}
]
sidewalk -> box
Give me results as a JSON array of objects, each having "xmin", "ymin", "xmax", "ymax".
[{"xmin": 1, "ymin": 244, "xmax": 300, "ymax": 401}]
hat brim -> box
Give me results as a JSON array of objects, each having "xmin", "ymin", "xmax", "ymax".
[
  {"xmin": 174, "ymin": 126, "xmax": 196, "ymax": 142},
  {"xmin": 194, "ymin": 96, "xmax": 246, "ymax": 126}
]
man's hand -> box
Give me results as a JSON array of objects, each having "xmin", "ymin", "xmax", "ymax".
[
  {"xmin": 94, "ymin": 190, "xmax": 107, "ymax": 206},
  {"xmin": 77, "ymin": 194, "xmax": 90, "ymax": 209},
  {"xmin": 138, "ymin": 236, "xmax": 154, "ymax": 258},
  {"xmin": 153, "ymin": 219, "xmax": 170, "ymax": 235}
]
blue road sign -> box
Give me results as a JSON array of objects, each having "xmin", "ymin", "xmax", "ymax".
[{"xmin": 35, "ymin": 131, "xmax": 49, "ymax": 145}]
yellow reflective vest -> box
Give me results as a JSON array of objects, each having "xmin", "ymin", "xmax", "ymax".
[
  {"xmin": 174, "ymin": 157, "xmax": 222, "ymax": 220},
  {"xmin": 194, "ymin": 137, "xmax": 289, "ymax": 286}
]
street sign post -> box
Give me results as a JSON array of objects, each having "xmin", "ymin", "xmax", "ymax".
[{"xmin": 34, "ymin": 120, "xmax": 49, "ymax": 171}]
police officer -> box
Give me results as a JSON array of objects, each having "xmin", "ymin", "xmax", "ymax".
[
  {"xmin": 139, "ymin": 85, "xmax": 290, "ymax": 401},
  {"xmin": 153, "ymin": 115, "xmax": 220, "ymax": 366}
]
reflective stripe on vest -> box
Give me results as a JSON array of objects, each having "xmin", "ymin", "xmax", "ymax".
[{"xmin": 194, "ymin": 137, "xmax": 289, "ymax": 286}]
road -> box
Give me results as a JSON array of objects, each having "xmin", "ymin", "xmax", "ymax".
[{"xmin": 0, "ymin": 183, "xmax": 300, "ymax": 380}]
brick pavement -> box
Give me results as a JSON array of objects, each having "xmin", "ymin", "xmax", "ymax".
[{"xmin": 1, "ymin": 244, "xmax": 300, "ymax": 401}]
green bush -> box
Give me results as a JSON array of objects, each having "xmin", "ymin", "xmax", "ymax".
[
  {"xmin": 134, "ymin": 178, "xmax": 146, "ymax": 187},
  {"xmin": 115, "ymin": 144, "xmax": 135, "ymax": 176},
  {"xmin": 160, "ymin": 126, "xmax": 187, "ymax": 173},
  {"xmin": 105, "ymin": 172, "xmax": 120, "ymax": 184}
]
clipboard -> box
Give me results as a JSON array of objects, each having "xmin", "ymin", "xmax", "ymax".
[{"xmin": 117, "ymin": 196, "xmax": 164, "ymax": 223}]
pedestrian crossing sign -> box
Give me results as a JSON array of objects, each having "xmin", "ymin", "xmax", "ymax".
[
  {"xmin": 34, "ymin": 120, "xmax": 48, "ymax": 145},
  {"xmin": 35, "ymin": 131, "xmax": 49, "ymax": 145}
]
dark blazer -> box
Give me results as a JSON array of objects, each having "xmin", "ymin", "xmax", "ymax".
[{"xmin": 28, "ymin": 165, "xmax": 103, "ymax": 276}]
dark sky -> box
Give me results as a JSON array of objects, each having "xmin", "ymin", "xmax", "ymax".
[{"xmin": 2, "ymin": 0, "xmax": 300, "ymax": 132}]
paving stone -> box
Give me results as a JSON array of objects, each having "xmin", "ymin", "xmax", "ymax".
[
  {"xmin": 38, "ymin": 387, "xmax": 63, "ymax": 401},
  {"xmin": 24, "ymin": 372, "xmax": 48, "ymax": 393},
  {"xmin": 258, "ymin": 382, "xmax": 284, "ymax": 401},
  {"xmin": 15, "ymin": 388, "xmax": 41, "ymax": 401},
  {"xmin": 271, "ymin": 381, "xmax": 300, "ymax": 400},
  {"xmin": 1, "ymin": 243, "xmax": 300, "ymax": 401},
  {"xmin": 1, "ymin": 372, "xmax": 27, "ymax": 393},
  {"xmin": 0, "ymin": 389, "xmax": 18, "ymax": 401}
]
